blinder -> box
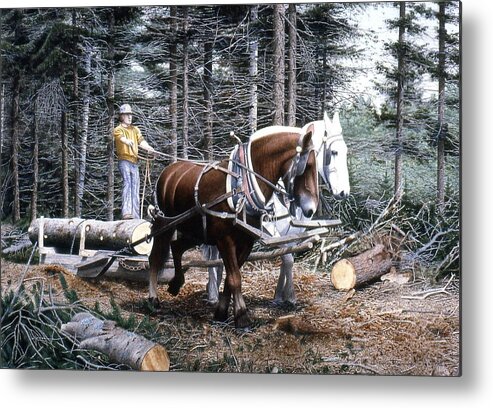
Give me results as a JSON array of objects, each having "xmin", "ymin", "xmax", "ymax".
[
  {"xmin": 295, "ymin": 149, "xmax": 311, "ymax": 177},
  {"xmin": 284, "ymin": 134, "xmax": 316, "ymax": 217},
  {"xmin": 323, "ymin": 135, "xmax": 344, "ymax": 169}
]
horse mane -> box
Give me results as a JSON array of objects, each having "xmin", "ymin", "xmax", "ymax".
[{"xmin": 250, "ymin": 125, "xmax": 301, "ymax": 142}]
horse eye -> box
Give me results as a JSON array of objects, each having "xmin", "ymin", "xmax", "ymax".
[{"xmin": 332, "ymin": 151, "xmax": 338, "ymax": 157}]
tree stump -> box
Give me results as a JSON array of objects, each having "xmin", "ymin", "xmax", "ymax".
[
  {"xmin": 330, "ymin": 244, "xmax": 393, "ymax": 290},
  {"xmin": 28, "ymin": 217, "xmax": 153, "ymax": 255},
  {"xmin": 61, "ymin": 312, "xmax": 170, "ymax": 371}
]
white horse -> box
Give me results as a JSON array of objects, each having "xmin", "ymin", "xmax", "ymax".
[{"xmin": 203, "ymin": 111, "xmax": 350, "ymax": 305}]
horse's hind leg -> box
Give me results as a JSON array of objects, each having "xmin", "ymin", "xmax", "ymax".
[
  {"xmin": 203, "ymin": 245, "xmax": 223, "ymax": 304},
  {"xmin": 168, "ymin": 235, "xmax": 196, "ymax": 296}
]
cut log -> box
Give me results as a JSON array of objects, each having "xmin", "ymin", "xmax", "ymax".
[
  {"xmin": 261, "ymin": 227, "xmax": 328, "ymax": 246},
  {"xmin": 61, "ymin": 312, "xmax": 170, "ymax": 371},
  {"xmin": 330, "ymin": 244, "xmax": 393, "ymax": 290},
  {"xmin": 28, "ymin": 217, "xmax": 153, "ymax": 255},
  {"xmin": 290, "ymin": 218, "xmax": 341, "ymax": 228}
]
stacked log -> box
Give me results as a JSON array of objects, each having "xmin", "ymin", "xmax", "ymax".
[
  {"xmin": 28, "ymin": 217, "xmax": 153, "ymax": 255},
  {"xmin": 330, "ymin": 244, "xmax": 393, "ymax": 290}
]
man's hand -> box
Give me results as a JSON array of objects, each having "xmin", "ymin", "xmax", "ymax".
[
  {"xmin": 140, "ymin": 140, "xmax": 156, "ymax": 158},
  {"xmin": 121, "ymin": 137, "xmax": 134, "ymax": 147}
]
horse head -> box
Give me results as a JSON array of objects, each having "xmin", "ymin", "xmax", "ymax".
[
  {"xmin": 283, "ymin": 129, "xmax": 319, "ymax": 218},
  {"xmin": 309, "ymin": 111, "xmax": 350, "ymax": 199}
]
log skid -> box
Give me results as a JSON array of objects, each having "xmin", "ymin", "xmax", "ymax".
[
  {"xmin": 28, "ymin": 217, "xmax": 153, "ymax": 255},
  {"xmin": 61, "ymin": 312, "xmax": 170, "ymax": 371},
  {"xmin": 330, "ymin": 244, "xmax": 393, "ymax": 290}
]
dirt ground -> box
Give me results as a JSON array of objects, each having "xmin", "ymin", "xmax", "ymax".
[{"xmin": 1, "ymin": 253, "xmax": 460, "ymax": 376}]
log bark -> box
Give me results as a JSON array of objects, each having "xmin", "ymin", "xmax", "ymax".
[
  {"xmin": 28, "ymin": 217, "xmax": 153, "ymax": 255},
  {"xmin": 330, "ymin": 244, "xmax": 393, "ymax": 290},
  {"xmin": 61, "ymin": 312, "xmax": 170, "ymax": 371}
]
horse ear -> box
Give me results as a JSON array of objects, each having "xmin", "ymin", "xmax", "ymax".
[
  {"xmin": 301, "ymin": 125, "xmax": 314, "ymax": 149},
  {"xmin": 332, "ymin": 111, "xmax": 342, "ymax": 135},
  {"xmin": 324, "ymin": 111, "xmax": 332, "ymax": 129}
]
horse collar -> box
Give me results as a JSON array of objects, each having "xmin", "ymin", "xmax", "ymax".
[{"xmin": 227, "ymin": 143, "xmax": 268, "ymax": 216}]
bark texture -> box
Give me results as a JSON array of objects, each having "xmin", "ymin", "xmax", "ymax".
[
  {"xmin": 28, "ymin": 217, "xmax": 153, "ymax": 255},
  {"xmin": 61, "ymin": 312, "xmax": 170, "ymax": 371},
  {"xmin": 330, "ymin": 244, "xmax": 393, "ymax": 290}
]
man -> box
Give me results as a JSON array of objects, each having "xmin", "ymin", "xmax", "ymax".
[{"xmin": 114, "ymin": 104, "xmax": 155, "ymax": 220}]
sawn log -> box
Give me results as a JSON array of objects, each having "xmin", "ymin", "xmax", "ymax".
[
  {"xmin": 61, "ymin": 312, "xmax": 170, "ymax": 371},
  {"xmin": 28, "ymin": 217, "xmax": 152, "ymax": 255},
  {"xmin": 330, "ymin": 244, "xmax": 393, "ymax": 290}
]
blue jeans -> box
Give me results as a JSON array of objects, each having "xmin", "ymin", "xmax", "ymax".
[{"xmin": 118, "ymin": 160, "xmax": 140, "ymax": 219}]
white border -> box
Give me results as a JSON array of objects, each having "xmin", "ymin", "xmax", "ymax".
[{"xmin": 2, "ymin": 1, "xmax": 491, "ymax": 407}]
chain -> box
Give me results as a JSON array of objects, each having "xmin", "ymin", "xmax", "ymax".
[{"xmin": 118, "ymin": 258, "xmax": 149, "ymax": 272}]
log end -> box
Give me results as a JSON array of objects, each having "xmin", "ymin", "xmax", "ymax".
[
  {"xmin": 140, "ymin": 344, "xmax": 170, "ymax": 371},
  {"xmin": 330, "ymin": 258, "xmax": 356, "ymax": 291},
  {"xmin": 131, "ymin": 222, "xmax": 153, "ymax": 255}
]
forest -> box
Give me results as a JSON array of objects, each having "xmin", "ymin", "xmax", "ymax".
[
  {"xmin": 0, "ymin": 2, "xmax": 459, "ymax": 275},
  {"xmin": 0, "ymin": 1, "xmax": 462, "ymax": 374}
]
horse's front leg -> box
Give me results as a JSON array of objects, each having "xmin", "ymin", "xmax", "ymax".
[
  {"xmin": 274, "ymin": 253, "xmax": 296, "ymax": 305},
  {"xmin": 215, "ymin": 236, "xmax": 252, "ymax": 328}
]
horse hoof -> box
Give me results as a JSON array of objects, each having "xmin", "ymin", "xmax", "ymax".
[
  {"xmin": 235, "ymin": 310, "xmax": 252, "ymax": 329},
  {"xmin": 147, "ymin": 297, "xmax": 161, "ymax": 310},
  {"xmin": 213, "ymin": 308, "xmax": 228, "ymax": 322},
  {"xmin": 167, "ymin": 280, "xmax": 183, "ymax": 296}
]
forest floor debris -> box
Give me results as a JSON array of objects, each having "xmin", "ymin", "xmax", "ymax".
[{"xmin": 1, "ymin": 254, "xmax": 460, "ymax": 375}]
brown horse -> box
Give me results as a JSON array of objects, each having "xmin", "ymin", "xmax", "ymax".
[{"xmin": 148, "ymin": 128, "xmax": 319, "ymax": 328}]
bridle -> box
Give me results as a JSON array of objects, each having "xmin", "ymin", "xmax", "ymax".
[
  {"xmin": 319, "ymin": 128, "xmax": 344, "ymax": 189},
  {"xmin": 228, "ymin": 132, "xmax": 316, "ymax": 217},
  {"xmin": 284, "ymin": 135, "xmax": 316, "ymax": 203}
]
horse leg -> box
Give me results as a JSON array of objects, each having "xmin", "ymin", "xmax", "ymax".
[
  {"xmin": 215, "ymin": 236, "xmax": 252, "ymax": 328},
  {"xmin": 274, "ymin": 253, "xmax": 296, "ymax": 305},
  {"xmin": 167, "ymin": 235, "xmax": 195, "ymax": 296},
  {"xmin": 203, "ymin": 245, "xmax": 223, "ymax": 304},
  {"xmin": 214, "ymin": 279, "xmax": 231, "ymax": 323},
  {"xmin": 148, "ymin": 227, "xmax": 174, "ymax": 307}
]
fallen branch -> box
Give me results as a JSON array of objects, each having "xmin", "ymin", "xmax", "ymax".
[
  {"xmin": 401, "ymin": 274, "xmax": 455, "ymax": 300},
  {"xmin": 321, "ymin": 357, "xmax": 383, "ymax": 375}
]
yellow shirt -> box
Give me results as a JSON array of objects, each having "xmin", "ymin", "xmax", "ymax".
[{"xmin": 114, "ymin": 124, "xmax": 144, "ymax": 164}]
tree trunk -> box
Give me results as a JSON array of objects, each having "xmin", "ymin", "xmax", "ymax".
[
  {"xmin": 61, "ymin": 312, "xmax": 170, "ymax": 371},
  {"xmin": 394, "ymin": 2, "xmax": 406, "ymax": 201},
  {"xmin": 436, "ymin": 2, "xmax": 446, "ymax": 212},
  {"xmin": 249, "ymin": 5, "xmax": 259, "ymax": 134},
  {"xmin": 287, "ymin": 3, "xmax": 297, "ymax": 127},
  {"xmin": 0, "ymin": 84, "xmax": 4, "ymax": 162},
  {"xmin": 272, "ymin": 4, "xmax": 285, "ymax": 126},
  {"xmin": 0, "ymin": 83, "xmax": 3, "ymax": 218},
  {"xmin": 75, "ymin": 47, "xmax": 92, "ymax": 217},
  {"xmin": 182, "ymin": 6, "xmax": 189, "ymax": 159},
  {"xmin": 169, "ymin": 6, "xmax": 178, "ymax": 162},
  {"xmin": 321, "ymin": 48, "xmax": 327, "ymax": 116},
  {"xmin": 30, "ymin": 108, "xmax": 39, "ymax": 221},
  {"xmin": 330, "ymin": 244, "xmax": 393, "ymax": 290},
  {"xmin": 10, "ymin": 70, "xmax": 21, "ymax": 223},
  {"xmin": 61, "ymin": 111, "xmax": 69, "ymax": 218},
  {"xmin": 72, "ymin": 10, "xmax": 81, "ymax": 218},
  {"xmin": 106, "ymin": 8, "xmax": 116, "ymax": 221},
  {"xmin": 204, "ymin": 40, "xmax": 213, "ymax": 160},
  {"xmin": 28, "ymin": 217, "xmax": 153, "ymax": 255}
]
